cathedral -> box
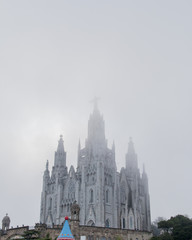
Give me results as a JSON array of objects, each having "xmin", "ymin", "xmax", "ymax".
[{"xmin": 40, "ymin": 103, "xmax": 151, "ymax": 231}]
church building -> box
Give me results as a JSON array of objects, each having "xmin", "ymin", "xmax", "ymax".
[{"xmin": 40, "ymin": 103, "xmax": 151, "ymax": 231}]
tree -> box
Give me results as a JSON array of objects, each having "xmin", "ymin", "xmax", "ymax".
[
  {"xmin": 169, "ymin": 215, "xmax": 192, "ymax": 240},
  {"xmin": 151, "ymin": 215, "xmax": 192, "ymax": 240},
  {"xmin": 38, "ymin": 233, "xmax": 52, "ymax": 240},
  {"xmin": 22, "ymin": 230, "xmax": 40, "ymax": 240},
  {"xmin": 22, "ymin": 230, "xmax": 52, "ymax": 240},
  {"xmin": 158, "ymin": 220, "xmax": 172, "ymax": 233},
  {"xmin": 151, "ymin": 217, "xmax": 166, "ymax": 236},
  {"xmin": 151, "ymin": 232, "xmax": 173, "ymax": 240}
]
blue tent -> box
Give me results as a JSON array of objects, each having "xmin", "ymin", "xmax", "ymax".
[{"xmin": 57, "ymin": 217, "xmax": 75, "ymax": 240}]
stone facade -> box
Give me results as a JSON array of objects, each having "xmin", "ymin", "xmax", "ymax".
[
  {"xmin": 40, "ymin": 104, "xmax": 151, "ymax": 231},
  {"xmin": 0, "ymin": 219, "xmax": 152, "ymax": 240}
]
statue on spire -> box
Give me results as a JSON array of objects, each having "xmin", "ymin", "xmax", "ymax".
[{"xmin": 91, "ymin": 97, "xmax": 99, "ymax": 111}]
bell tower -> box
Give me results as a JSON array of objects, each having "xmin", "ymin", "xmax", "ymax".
[{"xmin": 71, "ymin": 201, "xmax": 80, "ymax": 221}]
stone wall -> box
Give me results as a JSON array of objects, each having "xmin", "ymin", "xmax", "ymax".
[
  {"xmin": 0, "ymin": 226, "xmax": 29, "ymax": 240},
  {"xmin": 0, "ymin": 220, "xmax": 152, "ymax": 240}
]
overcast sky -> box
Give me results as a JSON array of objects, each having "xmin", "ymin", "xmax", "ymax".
[{"xmin": 0, "ymin": 0, "xmax": 192, "ymax": 228}]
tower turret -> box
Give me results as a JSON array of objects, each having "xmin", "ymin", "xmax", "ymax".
[
  {"xmin": 141, "ymin": 164, "xmax": 151, "ymax": 231},
  {"xmin": 40, "ymin": 160, "xmax": 50, "ymax": 223},
  {"xmin": 142, "ymin": 164, "xmax": 149, "ymax": 193},
  {"xmin": 77, "ymin": 139, "xmax": 81, "ymax": 165},
  {"xmin": 43, "ymin": 160, "xmax": 50, "ymax": 189}
]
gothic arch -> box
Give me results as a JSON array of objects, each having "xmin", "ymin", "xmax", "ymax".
[
  {"xmin": 105, "ymin": 218, "xmax": 110, "ymax": 227},
  {"xmin": 87, "ymin": 220, "xmax": 95, "ymax": 226}
]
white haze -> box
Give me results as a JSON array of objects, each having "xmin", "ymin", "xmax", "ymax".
[{"xmin": 0, "ymin": 0, "xmax": 192, "ymax": 227}]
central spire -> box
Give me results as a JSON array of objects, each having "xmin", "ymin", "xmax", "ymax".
[
  {"xmin": 128, "ymin": 137, "xmax": 135, "ymax": 155},
  {"xmin": 126, "ymin": 137, "xmax": 138, "ymax": 172},
  {"xmin": 54, "ymin": 135, "xmax": 66, "ymax": 168},
  {"xmin": 92, "ymin": 97, "xmax": 99, "ymax": 112},
  {"xmin": 86, "ymin": 100, "xmax": 106, "ymax": 151},
  {"xmin": 57, "ymin": 135, "xmax": 65, "ymax": 153}
]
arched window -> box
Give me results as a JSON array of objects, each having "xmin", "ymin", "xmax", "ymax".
[
  {"xmin": 123, "ymin": 218, "xmax": 125, "ymax": 229},
  {"xmin": 137, "ymin": 217, "xmax": 140, "ymax": 230},
  {"xmin": 129, "ymin": 216, "xmax": 133, "ymax": 229},
  {"xmin": 120, "ymin": 182, "xmax": 126, "ymax": 204},
  {"xmin": 49, "ymin": 198, "xmax": 52, "ymax": 210},
  {"xmin": 90, "ymin": 189, "xmax": 93, "ymax": 203},
  {"xmin": 106, "ymin": 189, "xmax": 109, "ymax": 203},
  {"xmin": 105, "ymin": 219, "xmax": 110, "ymax": 228}
]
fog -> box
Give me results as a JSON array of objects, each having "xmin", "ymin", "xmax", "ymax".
[{"xmin": 0, "ymin": 0, "xmax": 192, "ymax": 227}]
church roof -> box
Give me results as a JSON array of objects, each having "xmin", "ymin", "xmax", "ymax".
[{"xmin": 57, "ymin": 217, "xmax": 74, "ymax": 240}]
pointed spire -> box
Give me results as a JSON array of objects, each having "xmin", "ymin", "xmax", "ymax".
[
  {"xmin": 44, "ymin": 160, "xmax": 50, "ymax": 181},
  {"xmin": 126, "ymin": 137, "xmax": 138, "ymax": 172},
  {"xmin": 128, "ymin": 137, "xmax": 135, "ymax": 154},
  {"xmin": 54, "ymin": 135, "xmax": 66, "ymax": 168},
  {"xmin": 92, "ymin": 97, "xmax": 99, "ymax": 113},
  {"xmin": 46, "ymin": 160, "xmax": 49, "ymax": 171},
  {"xmin": 142, "ymin": 163, "xmax": 148, "ymax": 179},
  {"xmin": 87, "ymin": 98, "xmax": 106, "ymax": 149},
  {"xmin": 57, "ymin": 135, "xmax": 65, "ymax": 153},
  {"xmin": 142, "ymin": 164, "xmax": 149, "ymax": 193}
]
